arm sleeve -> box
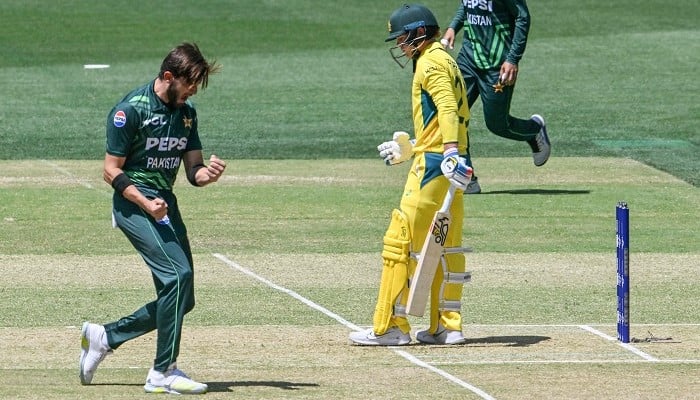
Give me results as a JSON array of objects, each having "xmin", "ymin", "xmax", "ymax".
[
  {"xmin": 448, "ymin": 3, "xmax": 466, "ymax": 33},
  {"xmin": 424, "ymin": 65, "xmax": 460, "ymax": 145},
  {"xmin": 184, "ymin": 108, "xmax": 203, "ymax": 152},
  {"xmin": 105, "ymin": 103, "xmax": 139, "ymax": 157},
  {"xmin": 505, "ymin": 0, "xmax": 531, "ymax": 65}
]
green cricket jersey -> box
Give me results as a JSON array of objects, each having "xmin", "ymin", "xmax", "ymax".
[
  {"xmin": 448, "ymin": 0, "xmax": 531, "ymax": 70},
  {"xmin": 106, "ymin": 81, "xmax": 202, "ymax": 191}
]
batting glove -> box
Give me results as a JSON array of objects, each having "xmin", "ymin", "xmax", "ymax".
[
  {"xmin": 440, "ymin": 148, "xmax": 472, "ymax": 190},
  {"xmin": 377, "ymin": 131, "xmax": 415, "ymax": 166}
]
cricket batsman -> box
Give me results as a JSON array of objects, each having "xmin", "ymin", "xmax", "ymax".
[{"xmin": 349, "ymin": 3, "xmax": 472, "ymax": 346}]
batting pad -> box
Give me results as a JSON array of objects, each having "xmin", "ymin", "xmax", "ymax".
[
  {"xmin": 373, "ymin": 209, "xmax": 411, "ymax": 335},
  {"xmin": 429, "ymin": 251, "xmax": 466, "ymax": 333}
]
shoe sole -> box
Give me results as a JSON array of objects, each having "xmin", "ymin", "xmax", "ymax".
[
  {"xmin": 531, "ymin": 114, "xmax": 550, "ymax": 167},
  {"xmin": 465, "ymin": 185, "xmax": 481, "ymax": 194},
  {"xmin": 349, "ymin": 327, "xmax": 412, "ymax": 346},
  {"xmin": 349, "ymin": 332, "xmax": 411, "ymax": 346},
  {"xmin": 444, "ymin": 337, "xmax": 467, "ymax": 345},
  {"xmin": 416, "ymin": 330, "xmax": 467, "ymax": 345},
  {"xmin": 349, "ymin": 338, "xmax": 411, "ymax": 346},
  {"xmin": 417, "ymin": 338, "xmax": 466, "ymax": 345},
  {"xmin": 144, "ymin": 383, "xmax": 208, "ymax": 394}
]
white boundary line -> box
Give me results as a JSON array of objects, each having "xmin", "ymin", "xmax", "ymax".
[
  {"xmin": 212, "ymin": 253, "xmax": 497, "ymax": 400},
  {"xmin": 579, "ymin": 325, "xmax": 659, "ymax": 361}
]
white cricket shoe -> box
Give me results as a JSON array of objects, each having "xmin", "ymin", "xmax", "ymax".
[
  {"xmin": 144, "ymin": 364, "xmax": 208, "ymax": 394},
  {"xmin": 529, "ymin": 114, "xmax": 551, "ymax": 167},
  {"xmin": 416, "ymin": 324, "xmax": 466, "ymax": 345},
  {"xmin": 349, "ymin": 327, "xmax": 411, "ymax": 346},
  {"xmin": 79, "ymin": 322, "xmax": 112, "ymax": 385}
]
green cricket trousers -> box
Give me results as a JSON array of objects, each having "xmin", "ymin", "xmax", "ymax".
[
  {"xmin": 458, "ymin": 57, "xmax": 541, "ymax": 142},
  {"xmin": 104, "ymin": 188, "xmax": 195, "ymax": 372}
]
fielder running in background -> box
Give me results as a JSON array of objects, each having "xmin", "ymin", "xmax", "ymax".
[
  {"xmin": 80, "ymin": 42, "xmax": 224, "ymax": 394},
  {"xmin": 441, "ymin": 0, "xmax": 550, "ymax": 194},
  {"xmin": 349, "ymin": 3, "xmax": 472, "ymax": 346}
]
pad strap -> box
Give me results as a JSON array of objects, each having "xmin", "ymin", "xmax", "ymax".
[
  {"xmin": 444, "ymin": 271, "xmax": 471, "ymax": 284},
  {"xmin": 439, "ymin": 300, "xmax": 462, "ymax": 312},
  {"xmin": 393, "ymin": 304, "xmax": 407, "ymax": 317}
]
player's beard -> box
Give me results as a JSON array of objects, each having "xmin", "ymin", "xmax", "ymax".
[{"xmin": 165, "ymin": 82, "xmax": 183, "ymax": 108}]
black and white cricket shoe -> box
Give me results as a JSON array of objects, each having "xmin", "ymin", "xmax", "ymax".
[{"xmin": 529, "ymin": 114, "xmax": 551, "ymax": 166}]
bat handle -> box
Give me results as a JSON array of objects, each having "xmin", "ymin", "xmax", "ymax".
[{"xmin": 439, "ymin": 185, "xmax": 457, "ymax": 213}]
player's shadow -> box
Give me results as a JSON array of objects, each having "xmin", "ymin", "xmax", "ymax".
[
  {"xmin": 482, "ymin": 189, "xmax": 590, "ymax": 195},
  {"xmin": 464, "ymin": 335, "xmax": 551, "ymax": 347},
  {"xmin": 89, "ymin": 380, "xmax": 320, "ymax": 392},
  {"xmin": 206, "ymin": 380, "xmax": 320, "ymax": 393}
]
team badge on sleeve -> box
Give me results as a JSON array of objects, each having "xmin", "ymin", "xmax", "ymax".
[{"xmin": 113, "ymin": 110, "xmax": 127, "ymax": 128}]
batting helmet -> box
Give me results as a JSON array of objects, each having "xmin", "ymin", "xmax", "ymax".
[{"xmin": 385, "ymin": 4, "xmax": 439, "ymax": 42}]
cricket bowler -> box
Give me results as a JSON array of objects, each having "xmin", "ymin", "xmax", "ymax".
[{"xmin": 79, "ymin": 42, "xmax": 224, "ymax": 394}]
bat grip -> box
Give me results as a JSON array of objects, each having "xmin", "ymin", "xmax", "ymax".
[{"xmin": 439, "ymin": 185, "xmax": 457, "ymax": 213}]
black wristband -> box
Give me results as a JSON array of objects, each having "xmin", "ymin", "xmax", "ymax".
[
  {"xmin": 187, "ymin": 163, "xmax": 206, "ymax": 186},
  {"xmin": 111, "ymin": 173, "xmax": 133, "ymax": 194}
]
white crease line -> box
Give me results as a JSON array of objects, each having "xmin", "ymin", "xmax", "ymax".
[
  {"xmin": 212, "ymin": 253, "xmax": 496, "ymax": 400},
  {"xmin": 395, "ymin": 350, "xmax": 497, "ymax": 400},
  {"xmin": 40, "ymin": 160, "xmax": 96, "ymax": 190},
  {"xmin": 425, "ymin": 359, "xmax": 700, "ymax": 365},
  {"xmin": 579, "ymin": 325, "xmax": 659, "ymax": 361},
  {"xmin": 212, "ymin": 253, "xmax": 360, "ymax": 331},
  {"xmin": 584, "ymin": 323, "xmax": 700, "ymax": 327},
  {"xmin": 466, "ymin": 323, "xmax": 700, "ymax": 327}
]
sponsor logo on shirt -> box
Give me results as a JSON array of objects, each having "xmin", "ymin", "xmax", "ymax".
[
  {"xmin": 464, "ymin": 0, "xmax": 493, "ymax": 11},
  {"xmin": 145, "ymin": 137, "xmax": 189, "ymax": 152},
  {"xmin": 141, "ymin": 115, "xmax": 168, "ymax": 128},
  {"xmin": 113, "ymin": 110, "xmax": 127, "ymax": 128}
]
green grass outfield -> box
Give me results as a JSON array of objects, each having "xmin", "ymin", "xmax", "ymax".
[
  {"xmin": 0, "ymin": 0, "xmax": 699, "ymax": 398},
  {"xmin": 1, "ymin": 0, "xmax": 698, "ymax": 185}
]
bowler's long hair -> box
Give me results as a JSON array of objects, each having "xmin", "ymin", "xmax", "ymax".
[{"xmin": 158, "ymin": 42, "xmax": 221, "ymax": 88}]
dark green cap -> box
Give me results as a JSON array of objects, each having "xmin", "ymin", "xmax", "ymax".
[{"xmin": 385, "ymin": 3, "xmax": 438, "ymax": 42}]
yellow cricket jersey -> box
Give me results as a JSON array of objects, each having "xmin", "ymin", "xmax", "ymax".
[{"xmin": 411, "ymin": 41, "xmax": 469, "ymax": 155}]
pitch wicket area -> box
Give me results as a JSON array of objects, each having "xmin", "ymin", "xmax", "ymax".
[
  {"xmin": 211, "ymin": 252, "xmax": 700, "ymax": 399},
  {"xmin": 0, "ymin": 253, "xmax": 698, "ymax": 398}
]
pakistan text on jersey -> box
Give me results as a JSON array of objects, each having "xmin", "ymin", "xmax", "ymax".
[
  {"xmin": 147, "ymin": 157, "xmax": 181, "ymax": 169},
  {"xmin": 468, "ymin": 13, "xmax": 492, "ymax": 26}
]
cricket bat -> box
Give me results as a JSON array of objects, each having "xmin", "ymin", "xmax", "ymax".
[{"xmin": 406, "ymin": 185, "xmax": 457, "ymax": 317}]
